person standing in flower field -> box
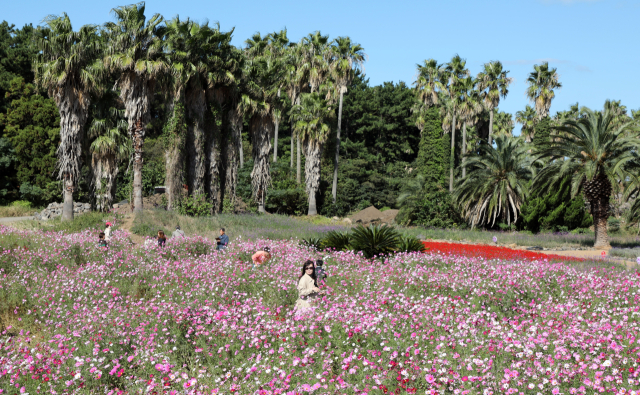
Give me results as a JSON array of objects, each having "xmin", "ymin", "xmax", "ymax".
[
  {"xmin": 216, "ymin": 228, "xmax": 229, "ymax": 250},
  {"xmin": 104, "ymin": 222, "xmax": 113, "ymax": 242},
  {"xmin": 251, "ymin": 246, "xmax": 271, "ymax": 269},
  {"xmin": 295, "ymin": 260, "xmax": 324, "ymax": 310}
]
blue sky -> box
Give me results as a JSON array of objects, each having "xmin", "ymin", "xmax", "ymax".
[{"xmin": 4, "ymin": 0, "xmax": 639, "ymax": 133}]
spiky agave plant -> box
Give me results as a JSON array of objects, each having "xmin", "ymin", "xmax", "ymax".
[{"xmin": 397, "ymin": 236, "xmax": 426, "ymax": 253}]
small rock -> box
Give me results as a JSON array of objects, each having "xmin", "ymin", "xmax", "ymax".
[
  {"xmin": 332, "ymin": 216, "xmax": 340, "ymax": 221},
  {"xmin": 342, "ymin": 218, "xmax": 352, "ymax": 224}
]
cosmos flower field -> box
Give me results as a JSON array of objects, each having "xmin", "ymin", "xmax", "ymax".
[{"xmin": 1, "ymin": 225, "xmax": 640, "ymax": 394}]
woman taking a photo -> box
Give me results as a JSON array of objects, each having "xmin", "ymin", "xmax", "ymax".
[{"xmin": 295, "ymin": 260, "xmax": 324, "ymax": 310}]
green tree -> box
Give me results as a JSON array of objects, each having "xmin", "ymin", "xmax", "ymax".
[
  {"xmin": 104, "ymin": 3, "xmax": 166, "ymax": 212},
  {"xmin": 515, "ymin": 105, "xmax": 536, "ymax": 142},
  {"xmin": 454, "ymin": 135, "xmax": 533, "ymax": 228},
  {"xmin": 33, "ymin": 13, "xmax": 102, "ymax": 220},
  {"xmin": 532, "ymin": 116, "xmax": 552, "ymax": 152},
  {"xmin": 526, "ymin": 62, "xmax": 562, "ymax": 119},
  {"xmin": 292, "ymin": 92, "xmax": 334, "ymax": 215},
  {"xmin": 443, "ymin": 54, "xmax": 469, "ymax": 191},
  {"xmin": 330, "ymin": 36, "xmax": 366, "ymax": 204},
  {"xmin": 0, "ymin": 78, "xmax": 60, "ymax": 204},
  {"xmin": 457, "ymin": 76, "xmax": 482, "ymax": 178},
  {"xmin": 416, "ymin": 106, "xmax": 447, "ymax": 187},
  {"xmin": 477, "ymin": 61, "xmax": 512, "ymax": 145},
  {"xmin": 0, "ymin": 22, "xmax": 38, "ymax": 117},
  {"xmin": 533, "ymin": 106, "xmax": 639, "ymax": 248}
]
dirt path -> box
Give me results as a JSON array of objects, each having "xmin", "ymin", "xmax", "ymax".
[
  {"xmin": 0, "ymin": 216, "xmax": 34, "ymax": 224},
  {"xmin": 114, "ymin": 208, "xmax": 145, "ymax": 246}
]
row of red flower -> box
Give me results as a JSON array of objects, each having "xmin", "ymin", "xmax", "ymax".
[{"xmin": 422, "ymin": 241, "xmax": 585, "ymax": 262}]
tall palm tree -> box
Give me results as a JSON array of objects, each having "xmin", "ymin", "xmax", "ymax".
[
  {"xmin": 242, "ymin": 39, "xmax": 283, "ymax": 213},
  {"xmin": 292, "ymin": 92, "xmax": 334, "ymax": 215},
  {"xmin": 267, "ymin": 29, "xmax": 289, "ymax": 163},
  {"xmin": 104, "ymin": 3, "xmax": 166, "ymax": 212},
  {"xmin": 414, "ymin": 59, "xmax": 444, "ymax": 109},
  {"xmin": 526, "ymin": 62, "xmax": 561, "ymax": 119},
  {"xmin": 33, "ymin": 13, "xmax": 102, "ymax": 221},
  {"xmin": 515, "ymin": 105, "xmax": 536, "ymax": 142},
  {"xmin": 443, "ymin": 54, "xmax": 469, "ymax": 192},
  {"xmin": 477, "ymin": 61, "xmax": 512, "ymax": 145},
  {"xmin": 457, "ymin": 76, "xmax": 482, "ymax": 178},
  {"xmin": 533, "ymin": 106, "xmax": 639, "ymax": 248},
  {"xmin": 330, "ymin": 36, "xmax": 366, "ymax": 204},
  {"xmin": 454, "ymin": 136, "xmax": 533, "ymax": 228},
  {"xmin": 87, "ymin": 97, "xmax": 130, "ymax": 212}
]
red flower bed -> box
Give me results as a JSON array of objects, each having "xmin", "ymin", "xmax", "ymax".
[{"xmin": 422, "ymin": 241, "xmax": 585, "ymax": 262}]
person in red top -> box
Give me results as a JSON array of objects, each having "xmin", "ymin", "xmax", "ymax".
[{"xmin": 251, "ymin": 247, "xmax": 271, "ymax": 269}]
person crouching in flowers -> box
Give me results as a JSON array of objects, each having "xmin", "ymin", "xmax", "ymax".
[
  {"xmin": 295, "ymin": 260, "xmax": 324, "ymax": 310},
  {"xmin": 98, "ymin": 232, "xmax": 108, "ymax": 248},
  {"xmin": 251, "ymin": 246, "xmax": 271, "ymax": 269}
]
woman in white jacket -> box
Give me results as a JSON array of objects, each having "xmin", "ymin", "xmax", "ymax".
[{"xmin": 295, "ymin": 260, "xmax": 324, "ymax": 310}]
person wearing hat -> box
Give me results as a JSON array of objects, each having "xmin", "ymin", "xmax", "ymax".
[
  {"xmin": 172, "ymin": 225, "xmax": 185, "ymax": 239},
  {"xmin": 104, "ymin": 222, "xmax": 113, "ymax": 242}
]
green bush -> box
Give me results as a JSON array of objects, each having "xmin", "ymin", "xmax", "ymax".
[
  {"xmin": 10, "ymin": 200, "xmax": 30, "ymax": 208},
  {"xmin": 300, "ymin": 237, "xmax": 322, "ymax": 250},
  {"xmin": 608, "ymin": 217, "xmax": 621, "ymax": 233},
  {"xmin": 322, "ymin": 231, "xmax": 351, "ymax": 251},
  {"xmin": 176, "ymin": 194, "xmax": 213, "ymax": 217},
  {"xmin": 350, "ymin": 224, "xmax": 400, "ymax": 258},
  {"xmin": 397, "ymin": 236, "xmax": 426, "ymax": 253}
]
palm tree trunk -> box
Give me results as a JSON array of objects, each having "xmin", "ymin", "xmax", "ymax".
[
  {"xmin": 226, "ymin": 109, "xmax": 242, "ymax": 211},
  {"xmin": 121, "ymin": 73, "xmax": 153, "ymax": 213},
  {"xmin": 585, "ymin": 175, "xmax": 612, "ymax": 249},
  {"xmin": 250, "ymin": 115, "xmax": 273, "ymax": 213},
  {"xmin": 305, "ymin": 138, "xmax": 322, "ymax": 216},
  {"xmin": 462, "ymin": 123, "xmax": 467, "ymax": 178},
  {"xmin": 239, "ymin": 136, "xmax": 244, "ymax": 169},
  {"xmin": 62, "ymin": 176, "xmax": 74, "ymax": 221},
  {"xmin": 332, "ymin": 89, "xmax": 344, "ymax": 204},
  {"xmin": 273, "ymin": 89, "xmax": 280, "ymax": 162},
  {"xmin": 290, "ymin": 129, "xmax": 294, "ymax": 169},
  {"xmin": 296, "ymin": 136, "xmax": 301, "ymax": 184},
  {"xmin": 186, "ymin": 89, "xmax": 207, "ymax": 196},
  {"xmin": 449, "ymin": 113, "xmax": 456, "ymax": 192},
  {"xmin": 207, "ymin": 117, "xmax": 221, "ymax": 214},
  {"xmin": 132, "ymin": 119, "xmax": 144, "ymax": 212},
  {"xmin": 488, "ymin": 109, "xmax": 494, "ymax": 146}
]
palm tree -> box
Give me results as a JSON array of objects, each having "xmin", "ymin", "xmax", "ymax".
[
  {"xmin": 242, "ymin": 38, "xmax": 283, "ymax": 213},
  {"xmin": 532, "ymin": 106, "xmax": 639, "ymax": 248},
  {"xmin": 33, "ymin": 13, "xmax": 102, "ymax": 221},
  {"xmin": 87, "ymin": 97, "xmax": 130, "ymax": 212},
  {"xmin": 267, "ymin": 30, "xmax": 289, "ymax": 163},
  {"xmin": 330, "ymin": 36, "xmax": 366, "ymax": 204},
  {"xmin": 526, "ymin": 62, "xmax": 562, "ymax": 119},
  {"xmin": 443, "ymin": 54, "xmax": 469, "ymax": 192},
  {"xmin": 454, "ymin": 136, "xmax": 533, "ymax": 228},
  {"xmin": 492, "ymin": 111, "xmax": 515, "ymax": 137},
  {"xmin": 477, "ymin": 61, "xmax": 512, "ymax": 145},
  {"xmin": 292, "ymin": 92, "xmax": 334, "ymax": 215},
  {"xmin": 104, "ymin": 3, "xmax": 166, "ymax": 212},
  {"xmin": 414, "ymin": 59, "xmax": 444, "ymax": 109},
  {"xmin": 515, "ymin": 105, "xmax": 536, "ymax": 142},
  {"xmin": 457, "ymin": 76, "xmax": 482, "ymax": 178}
]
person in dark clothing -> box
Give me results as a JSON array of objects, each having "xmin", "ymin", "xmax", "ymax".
[
  {"xmin": 98, "ymin": 232, "xmax": 108, "ymax": 248},
  {"xmin": 157, "ymin": 230, "xmax": 166, "ymax": 247},
  {"xmin": 216, "ymin": 228, "xmax": 229, "ymax": 250}
]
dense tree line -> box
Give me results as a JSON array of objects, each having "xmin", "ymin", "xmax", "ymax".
[{"xmin": 2, "ymin": 4, "xmax": 640, "ymax": 248}]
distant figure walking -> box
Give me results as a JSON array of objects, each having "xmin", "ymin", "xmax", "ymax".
[
  {"xmin": 172, "ymin": 225, "xmax": 185, "ymax": 239},
  {"xmin": 295, "ymin": 260, "xmax": 324, "ymax": 310},
  {"xmin": 216, "ymin": 228, "xmax": 229, "ymax": 250},
  {"xmin": 157, "ymin": 230, "xmax": 166, "ymax": 247},
  {"xmin": 104, "ymin": 222, "xmax": 113, "ymax": 241},
  {"xmin": 251, "ymin": 246, "xmax": 271, "ymax": 269}
]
